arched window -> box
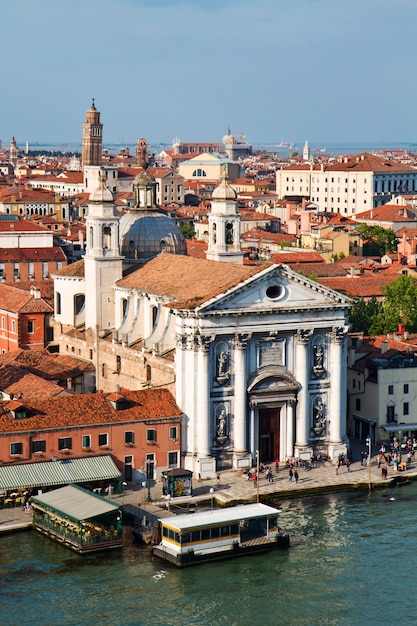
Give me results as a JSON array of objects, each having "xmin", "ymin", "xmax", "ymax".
[
  {"xmin": 225, "ymin": 222, "xmax": 233, "ymax": 244},
  {"xmin": 122, "ymin": 298, "xmax": 128, "ymax": 319},
  {"xmin": 102, "ymin": 363, "xmax": 107, "ymax": 378},
  {"xmin": 56, "ymin": 292, "xmax": 61, "ymax": 315},
  {"xmin": 116, "ymin": 355, "xmax": 121, "ymax": 374},
  {"xmin": 89, "ymin": 226, "xmax": 94, "ymax": 248},
  {"xmin": 74, "ymin": 294, "xmax": 85, "ymax": 315},
  {"xmin": 152, "ymin": 306, "xmax": 158, "ymax": 330},
  {"xmin": 192, "ymin": 169, "xmax": 207, "ymax": 177},
  {"xmin": 103, "ymin": 226, "xmax": 111, "ymax": 250},
  {"xmin": 146, "ymin": 364, "xmax": 152, "ymax": 382}
]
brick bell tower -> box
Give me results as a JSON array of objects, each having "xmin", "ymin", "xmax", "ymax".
[{"xmin": 82, "ymin": 99, "xmax": 103, "ymax": 168}]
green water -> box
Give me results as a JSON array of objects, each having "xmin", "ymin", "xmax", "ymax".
[{"xmin": 0, "ymin": 484, "xmax": 415, "ymax": 626}]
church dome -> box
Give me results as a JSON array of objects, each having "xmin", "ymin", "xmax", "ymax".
[
  {"xmin": 89, "ymin": 172, "xmax": 114, "ymax": 203},
  {"xmin": 119, "ymin": 210, "xmax": 187, "ymax": 262},
  {"xmin": 222, "ymin": 127, "xmax": 234, "ymax": 145},
  {"xmin": 134, "ymin": 168, "xmax": 156, "ymax": 187},
  {"xmin": 212, "ymin": 176, "xmax": 237, "ymax": 201}
]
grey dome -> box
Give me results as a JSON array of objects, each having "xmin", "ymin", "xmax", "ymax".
[
  {"xmin": 119, "ymin": 210, "xmax": 187, "ymax": 262},
  {"xmin": 212, "ymin": 176, "xmax": 237, "ymax": 200}
]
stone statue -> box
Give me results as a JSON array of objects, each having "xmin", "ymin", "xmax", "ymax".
[
  {"xmin": 216, "ymin": 351, "xmax": 229, "ymax": 384},
  {"xmin": 312, "ymin": 343, "xmax": 326, "ymax": 378},
  {"xmin": 217, "ymin": 410, "xmax": 227, "ymax": 438},
  {"xmin": 313, "ymin": 398, "xmax": 326, "ymax": 435}
]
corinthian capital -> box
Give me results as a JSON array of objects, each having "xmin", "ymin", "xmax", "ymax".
[
  {"xmin": 295, "ymin": 328, "xmax": 313, "ymax": 344},
  {"xmin": 232, "ymin": 332, "xmax": 252, "ymax": 349}
]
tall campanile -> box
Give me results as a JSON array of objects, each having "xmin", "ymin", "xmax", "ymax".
[{"xmin": 82, "ymin": 99, "xmax": 103, "ymax": 168}]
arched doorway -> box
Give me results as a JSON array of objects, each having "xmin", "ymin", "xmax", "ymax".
[{"xmin": 247, "ymin": 366, "xmax": 300, "ymax": 463}]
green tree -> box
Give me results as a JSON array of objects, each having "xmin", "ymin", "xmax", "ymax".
[
  {"xmin": 181, "ymin": 223, "xmax": 195, "ymax": 239},
  {"xmin": 380, "ymin": 274, "xmax": 417, "ymax": 333},
  {"xmin": 349, "ymin": 296, "xmax": 383, "ymax": 335},
  {"xmin": 357, "ymin": 224, "xmax": 397, "ymax": 256}
]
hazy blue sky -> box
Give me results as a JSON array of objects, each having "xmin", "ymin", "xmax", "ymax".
[{"xmin": 2, "ymin": 0, "xmax": 417, "ymax": 147}]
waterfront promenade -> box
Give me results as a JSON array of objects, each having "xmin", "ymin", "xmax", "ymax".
[{"xmin": 1, "ymin": 451, "xmax": 415, "ymax": 534}]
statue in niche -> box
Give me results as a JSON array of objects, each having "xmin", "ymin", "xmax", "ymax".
[
  {"xmin": 313, "ymin": 397, "xmax": 326, "ymax": 436},
  {"xmin": 216, "ymin": 410, "xmax": 228, "ymax": 445},
  {"xmin": 312, "ymin": 343, "xmax": 326, "ymax": 378},
  {"xmin": 216, "ymin": 350, "xmax": 230, "ymax": 385}
]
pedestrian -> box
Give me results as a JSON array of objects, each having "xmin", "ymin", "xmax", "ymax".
[
  {"xmin": 275, "ymin": 458, "xmax": 279, "ymax": 473},
  {"xmin": 346, "ymin": 458, "xmax": 351, "ymax": 472},
  {"xmin": 294, "ymin": 469, "xmax": 299, "ymax": 484},
  {"xmin": 336, "ymin": 459, "xmax": 341, "ymax": 475},
  {"xmin": 289, "ymin": 467, "xmax": 293, "ymax": 482},
  {"xmin": 216, "ymin": 473, "xmax": 220, "ymax": 485},
  {"xmin": 267, "ymin": 468, "xmax": 273, "ymax": 483}
]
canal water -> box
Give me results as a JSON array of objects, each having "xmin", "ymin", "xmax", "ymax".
[{"xmin": 1, "ymin": 482, "xmax": 415, "ymax": 626}]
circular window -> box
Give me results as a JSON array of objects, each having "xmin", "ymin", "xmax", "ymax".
[{"xmin": 266, "ymin": 284, "xmax": 284, "ymax": 300}]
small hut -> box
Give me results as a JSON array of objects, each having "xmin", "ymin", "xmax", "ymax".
[
  {"xmin": 31, "ymin": 484, "xmax": 122, "ymax": 553},
  {"xmin": 161, "ymin": 468, "xmax": 193, "ymax": 498}
]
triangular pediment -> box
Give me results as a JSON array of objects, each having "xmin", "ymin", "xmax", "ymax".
[{"xmin": 197, "ymin": 264, "xmax": 353, "ymax": 313}]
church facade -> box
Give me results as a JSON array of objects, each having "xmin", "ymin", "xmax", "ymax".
[{"xmin": 52, "ymin": 103, "xmax": 353, "ymax": 478}]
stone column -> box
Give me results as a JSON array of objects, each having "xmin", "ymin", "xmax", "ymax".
[
  {"xmin": 286, "ymin": 399, "xmax": 296, "ymax": 458},
  {"xmin": 249, "ymin": 402, "xmax": 256, "ymax": 462},
  {"xmin": 196, "ymin": 335, "xmax": 214, "ymax": 456},
  {"xmin": 232, "ymin": 333, "xmax": 251, "ymax": 453},
  {"xmin": 295, "ymin": 329, "xmax": 312, "ymax": 447},
  {"xmin": 328, "ymin": 327, "xmax": 347, "ymax": 442}
]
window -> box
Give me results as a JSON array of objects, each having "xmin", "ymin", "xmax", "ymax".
[
  {"xmin": 1, "ymin": 317, "xmax": 4, "ymax": 329},
  {"xmin": 404, "ymin": 402, "xmax": 409, "ymax": 416},
  {"xmin": 387, "ymin": 406, "xmax": 395, "ymax": 423},
  {"xmin": 31, "ymin": 440, "xmax": 46, "ymax": 453},
  {"xmin": 355, "ymin": 398, "xmax": 361, "ymax": 411},
  {"xmin": 388, "ymin": 385, "xmax": 394, "ymax": 395},
  {"xmin": 27, "ymin": 321, "xmax": 34, "ymax": 334},
  {"xmin": 42, "ymin": 262, "xmax": 48, "ymax": 279},
  {"xmin": 56, "ymin": 292, "xmax": 61, "ymax": 315},
  {"xmin": 168, "ymin": 451, "xmax": 178, "ymax": 467},
  {"xmin": 28, "ymin": 262, "xmax": 34, "ymax": 279},
  {"xmin": 169, "ymin": 426, "xmax": 178, "ymax": 440},
  {"xmin": 12, "ymin": 320, "xmax": 16, "ymax": 333},
  {"xmin": 404, "ymin": 384, "xmax": 409, "ymax": 394},
  {"xmin": 10, "ymin": 442, "xmax": 23, "ymax": 455},
  {"xmin": 116, "ymin": 355, "xmax": 121, "ymax": 374},
  {"xmin": 99, "ymin": 433, "xmax": 108, "ymax": 447},
  {"xmin": 82, "ymin": 435, "xmax": 91, "ymax": 449},
  {"xmin": 125, "ymin": 431, "xmax": 134, "ymax": 445},
  {"xmin": 58, "ymin": 437, "xmax": 72, "ymax": 450},
  {"xmin": 146, "ymin": 428, "xmax": 156, "ymax": 442},
  {"xmin": 14, "ymin": 262, "xmax": 19, "ymax": 280}
]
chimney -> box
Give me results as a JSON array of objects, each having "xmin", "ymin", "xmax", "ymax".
[
  {"xmin": 381, "ymin": 340, "xmax": 388, "ymax": 354},
  {"xmin": 30, "ymin": 286, "xmax": 41, "ymax": 299}
]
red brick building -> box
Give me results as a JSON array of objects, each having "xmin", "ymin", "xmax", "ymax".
[
  {"xmin": 0, "ymin": 284, "xmax": 54, "ymax": 351},
  {"xmin": 0, "ymin": 388, "xmax": 182, "ymax": 482}
]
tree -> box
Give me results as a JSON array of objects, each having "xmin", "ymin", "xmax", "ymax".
[
  {"xmin": 380, "ymin": 274, "xmax": 417, "ymax": 333},
  {"xmin": 357, "ymin": 224, "xmax": 397, "ymax": 256},
  {"xmin": 181, "ymin": 223, "xmax": 195, "ymax": 239},
  {"xmin": 349, "ymin": 297, "xmax": 383, "ymax": 335}
]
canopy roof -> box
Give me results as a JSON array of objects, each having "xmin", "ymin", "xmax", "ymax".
[
  {"xmin": 31, "ymin": 484, "xmax": 120, "ymax": 522},
  {"xmin": 160, "ymin": 503, "xmax": 279, "ymax": 531},
  {"xmin": 0, "ymin": 455, "xmax": 121, "ymax": 491}
]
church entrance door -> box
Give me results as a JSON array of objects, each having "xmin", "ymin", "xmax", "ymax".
[{"xmin": 259, "ymin": 407, "xmax": 280, "ymax": 463}]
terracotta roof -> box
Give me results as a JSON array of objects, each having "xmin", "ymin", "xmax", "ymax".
[
  {"xmin": 270, "ymin": 251, "xmax": 325, "ymax": 264},
  {"xmin": 0, "ymin": 217, "xmax": 49, "ymax": 232},
  {"xmin": 318, "ymin": 274, "xmax": 395, "ymax": 298},
  {"xmin": 282, "ymin": 153, "xmax": 416, "ymax": 173},
  {"xmin": 4, "ymin": 372, "xmax": 68, "ymax": 401},
  {"xmin": 355, "ymin": 204, "xmax": 417, "ymax": 222},
  {"xmin": 0, "ymin": 283, "xmax": 51, "ymax": 313},
  {"xmin": 116, "ymin": 253, "xmax": 270, "ymax": 309},
  {"xmin": 0, "ymin": 247, "xmax": 66, "ymax": 262},
  {"xmin": 0, "ymin": 388, "xmax": 182, "ymax": 433},
  {"xmin": 53, "ymin": 259, "xmax": 85, "ymax": 277}
]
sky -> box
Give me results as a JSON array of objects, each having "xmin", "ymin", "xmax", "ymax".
[{"xmin": 2, "ymin": 0, "xmax": 417, "ymax": 147}]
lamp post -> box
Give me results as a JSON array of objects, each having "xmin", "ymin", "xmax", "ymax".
[
  {"xmin": 146, "ymin": 459, "xmax": 152, "ymax": 503},
  {"xmin": 122, "ymin": 481, "xmax": 127, "ymax": 507},
  {"xmin": 210, "ymin": 487, "xmax": 214, "ymax": 510},
  {"xmin": 256, "ymin": 449, "xmax": 260, "ymax": 503},
  {"xmin": 366, "ymin": 435, "xmax": 372, "ymax": 495}
]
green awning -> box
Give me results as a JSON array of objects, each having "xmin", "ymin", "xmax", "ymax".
[
  {"xmin": 32, "ymin": 484, "xmax": 120, "ymax": 521},
  {"xmin": 0, "ymin": 455, "xmax": 121, "ymax": 492}
]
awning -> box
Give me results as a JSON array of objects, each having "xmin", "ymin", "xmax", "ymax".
[
  {"xmin": 352, "ymin": 413, "xmax": 377, "ymax": 425},
  {"xmin": 31, "ymin": 484, "xmax": 120, "ymax": 521},
  {"xmin": 0, "ymin": 455, "xmax": 121, "ymax": 492},
  {"xmin": 383, "ymin": 424, "xmax": 417, "ymax": 433}
]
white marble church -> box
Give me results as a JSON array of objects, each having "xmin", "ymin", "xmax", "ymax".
[{"xmin": 53, "ymin": 104, "xmax": 353, "ymax": 476}]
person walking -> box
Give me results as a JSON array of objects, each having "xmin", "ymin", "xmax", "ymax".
[
  {"xmin": 275, "ymin": 458, "xmax": 279, "ymax": 473},
  {"xmin": 289, "ymin": 467, "xmax": 293, "ymax": 482},
  {"xmin": 294, "ymin": 469, "xmax": 299, "ymax": 484},
  {"xmin": 336, "ymin": 458, "xmax": 341, "ymax": 475},
  {"xmin": 346, "ymin": 458, "xmax": 351, "ymax": 472}
]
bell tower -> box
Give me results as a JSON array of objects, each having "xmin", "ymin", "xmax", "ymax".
[
  {"xmin": 206, "ymin": 169, "xmax": 244, "ymax": 264},
  {"xmin": 84, "ymin": 171, "xmax": 123, "ymax": 332},
  {"xmin": 82, "ymin": 99, "xmax": 103, "ymax": 168}
]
